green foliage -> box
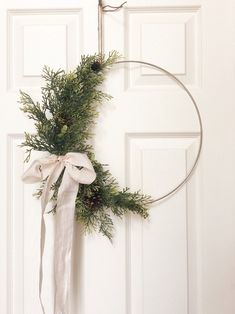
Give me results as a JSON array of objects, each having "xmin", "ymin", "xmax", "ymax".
[{"xmin": 20, "ymin": 51, "xmax": 152, "ymax": 239}]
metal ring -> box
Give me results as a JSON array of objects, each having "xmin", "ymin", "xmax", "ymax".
[{"xmin": 114, "ymin": 60, "xmax": 203, "ymax": 204}]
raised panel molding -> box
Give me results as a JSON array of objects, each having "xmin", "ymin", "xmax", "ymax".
[
  {"xmin": 7, "ymin": 9, "xmax": 83, "ymax": 90},
  {"xmin": 125, "ymin": 6, "xmax": 201, "ymax": 89},
  {"xmin": 125, "ymin": 133, "xmax": 200, "ymax": 314}
]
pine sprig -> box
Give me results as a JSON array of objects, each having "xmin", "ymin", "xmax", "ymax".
[{"xmin": 20, "ymin": 51, "xmax": 152, "ymax": 239}]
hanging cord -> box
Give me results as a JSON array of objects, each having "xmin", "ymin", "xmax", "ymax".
[
  {"xmin": 102, "ymin": 1, "xmax": 127, "ymax": 12},
  {"xmin": 98, "ymin": 1, "xmax": 104, "ymax": 55},
  {"xmin": 98, "ymin": 1, "xmax": 127, "ymax": 54}
]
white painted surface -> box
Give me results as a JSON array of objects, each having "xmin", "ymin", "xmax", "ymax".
[
  {"xmin": 141, "ymin": 23, "xmax": 186, "ymax": 75},
  {"xmin": 23, "ymin": 25, "xmax": 67, "ymax": 76},
  {"xmin": 0, "ymin": 1, "xmax": 235, "ymax": 314}
]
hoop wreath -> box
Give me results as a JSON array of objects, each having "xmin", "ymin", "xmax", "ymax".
[{"xmin": 20, "ymin": 52, "xmax": 203, "ymax": 313}]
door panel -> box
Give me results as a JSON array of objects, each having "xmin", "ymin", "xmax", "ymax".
[{"xmin": 1, "ymin": 1, "xmax": 235, "ymax": 314}]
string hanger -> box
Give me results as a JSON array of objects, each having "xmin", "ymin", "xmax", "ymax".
[
  {"xmin": 98, "ymin": 0, "xmax": 127, "ymax": 55},
  {"xmin": 100, "ymin": 0, "xmax": 127, "ymax": 12}
]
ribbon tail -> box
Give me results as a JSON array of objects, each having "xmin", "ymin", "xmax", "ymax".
[
  {"xmin": 39, "ymin": 162, "xmax": 65, "ymax": 314},
  {"xmin": 54, "ymin": 170, "xmax": 79, "ymax": 314}
]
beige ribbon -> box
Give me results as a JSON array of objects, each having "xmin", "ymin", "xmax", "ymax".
[{"xmin": 22, "ymin": 152, "xmax": 96, "ymax": 314}]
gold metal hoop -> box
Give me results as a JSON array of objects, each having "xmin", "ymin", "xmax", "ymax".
[{"xmin": 114, "ymin": 60, "xmax": 203, "ymax": 204}]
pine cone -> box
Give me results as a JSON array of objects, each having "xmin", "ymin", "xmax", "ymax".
[{"xmin": 91, "ymin": 61, "xmax": 102, "ymax": 73}]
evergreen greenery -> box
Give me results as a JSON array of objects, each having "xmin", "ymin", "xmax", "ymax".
[{"xmin": 20, "ymin": 51, "xmax": 152, "ymax": 240}]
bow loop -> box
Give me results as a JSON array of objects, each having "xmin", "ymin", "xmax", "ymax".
[
  {"xmin": 65, "ymin": 153, "xmax": 96, "ymax": 184},
  {"xmin": 66, "ymin": 164, "xmax": 96, "ymax": 185},
  {"xmin": 22, "ymin": 154, "xmax": 60, "ymax": 183}
]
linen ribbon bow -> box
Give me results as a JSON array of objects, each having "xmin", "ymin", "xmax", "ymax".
[{"xmin": 22, "ymin": 152, "xmax": 96, "ymax": 314}]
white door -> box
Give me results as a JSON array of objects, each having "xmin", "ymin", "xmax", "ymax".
[{"xmin": 1, "ymin": 1, "xmax": 235, "ymax": 314}]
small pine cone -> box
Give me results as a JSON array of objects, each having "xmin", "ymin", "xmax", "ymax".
[{"xmin": 91, "ymin": 61, "xmax": 102, "ymax": 73}]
